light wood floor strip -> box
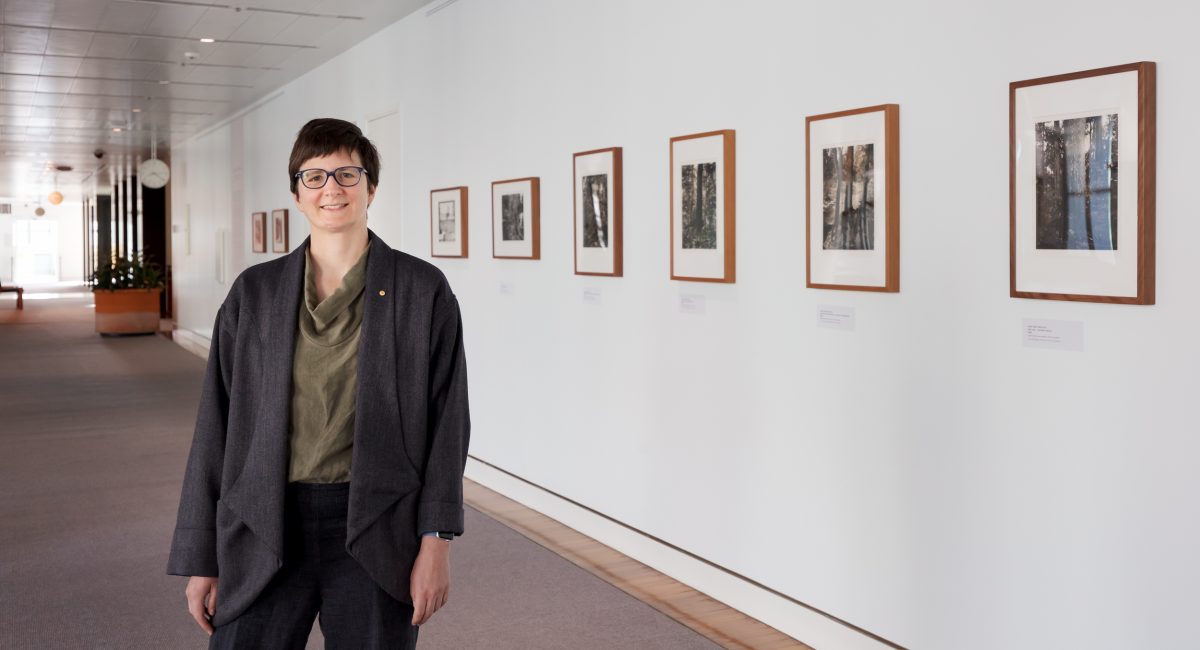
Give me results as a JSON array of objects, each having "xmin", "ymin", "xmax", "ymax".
[{"xmin": 464, "ymin": 479, "xmax": 811, "ymax": 650}]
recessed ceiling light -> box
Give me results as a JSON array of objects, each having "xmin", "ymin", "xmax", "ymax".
[
  {"xmin": 158, "ymin": 80, "xmax": 171, "ymax": 85},
  {"xmin": 200, "ymin": 38, "xmax": 215, "ymax": 43},
  {"xmin": 112, "ymin": 127, "xmax": 122, "ymax": 132},
  {"xmin": 132, "ymin": 108, "xmax": 142, "ymax": 113}
]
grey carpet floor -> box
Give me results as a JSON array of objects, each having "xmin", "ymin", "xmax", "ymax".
[{"xmin": 0, "ymin": 286, "xmax": 719, "ymax": 649}]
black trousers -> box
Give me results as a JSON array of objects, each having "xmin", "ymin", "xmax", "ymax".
[{"xmin": 209, "ymin": 482, "xmax": 419, "ymax": 649}]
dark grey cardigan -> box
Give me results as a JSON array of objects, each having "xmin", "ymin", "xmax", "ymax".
[{"xmin": 167, "ymin": 230, "xmax": 470, "ymax": 627}]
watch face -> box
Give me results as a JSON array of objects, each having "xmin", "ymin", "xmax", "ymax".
[{"xmin": 139, "ymin": 158, "xmax": 170, "ymax": 189}]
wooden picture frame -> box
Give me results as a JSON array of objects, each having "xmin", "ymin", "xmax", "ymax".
[
  {"xmin": 251, "ymin": 211, "xmax": 266, "ymax": 253},
  {"xmin": 492, "ymin": 177, "xmax": 540, "ymax": 260},
  {"xmin": 805, "ymin": 104, "xmax": 900, "ymax": 292},
  {"xmin": 670, "ymin": 130, "xmax": 735, "ymax": 283},
  {"xmin": 271, "ymin": 208, "xmax": 289, "ymax": 253},
  {"xmin": 573, "ymin": 147, "xmax": 623, "ymax": 276},
  {"xmin": 430, "ymin": 186, "xmax": 469, "ymax": 258},
  {"xmin": 1010, "ymin": 61, "xmax": 1155, "ymax": 304}
]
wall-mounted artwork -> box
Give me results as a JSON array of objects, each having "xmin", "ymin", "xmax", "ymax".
[
  {"xmin": 492, "ymin": 177, "xmax": 540, "ymax": 260},
  {"xmin": 251, "ymin": 211, "xmax": 266, "ymax": 253},
  {"xmin": 1010, "ymin": 62, "xmax": 1155, "ymax": 304},
  {"xmin": 431, "ymin": 186, "xmax": 468, "ymax": 258},
  {"xmin": 670, "ymin": 130, "xmax": 735, "ymax": 283},
  {"xmin": 573, "ymin": 147, "xmax": 622, "ymax": 276},
  {"xmin": 806, "ymin": 104, "xmax": 899, "ymax": 292},
  {"xmin": 271, "ymin": 208, "xmax": 289, "ymax": 253}
]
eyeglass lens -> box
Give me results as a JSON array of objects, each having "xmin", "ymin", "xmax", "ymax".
[{"xmin": 300, "ymin": 167, "xmax": 363, "ymax": 189}]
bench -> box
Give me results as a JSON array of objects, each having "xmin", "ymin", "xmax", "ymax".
[{"xmin": 0, "ymin": 281, "xmax": 23, "ymax": 309}]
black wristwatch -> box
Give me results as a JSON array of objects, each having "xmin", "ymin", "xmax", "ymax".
[{"xmin": 436, "ymin": 532, "xmax": 455, "ymax": 541}]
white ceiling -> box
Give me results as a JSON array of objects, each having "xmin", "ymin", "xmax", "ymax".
[{"xmin": 0, "ymin": 0, "xmax": 428, "ymax": 202}]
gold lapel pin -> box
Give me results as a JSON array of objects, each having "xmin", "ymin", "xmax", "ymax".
[{"xmin": 379, "ymin": 290, "xmax": 386, "ymax": 296}]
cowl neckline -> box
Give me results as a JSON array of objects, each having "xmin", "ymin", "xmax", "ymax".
[{"xmin": 299, "ymin": 241, "xmax": 371, "ymax": 347}]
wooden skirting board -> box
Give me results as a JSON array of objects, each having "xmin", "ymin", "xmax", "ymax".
[{"xmin": 464, "ymin": 478, "xmax": 809, "ymax": 650}]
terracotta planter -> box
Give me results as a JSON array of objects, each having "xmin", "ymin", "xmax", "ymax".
[{"xmin": 93, "ymin": 288, "xmax": 163, "ymax": 335}]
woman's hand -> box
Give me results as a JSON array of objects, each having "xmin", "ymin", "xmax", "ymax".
[
  {"xmin": 185, "ymin": 576, "xmax": 219, "ymax": 635},
  {"xmin": 410, "ymin": 535, "xmax": 451, "ymax": 625}
]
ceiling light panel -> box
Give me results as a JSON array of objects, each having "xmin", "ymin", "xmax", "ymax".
[
  {"xmin": 228, "ymin": 11, "xmax": 295, "ymax": 43},
  {"xmin": 30, "ymin": 93, "xmax": 66, "ymax": 107},
  {"xmin": 43, "ymin": 30, "xmax": 96, "ymax": 57},
  {"xmin": 48, "ymin": 0, "xmax": 107, "ymax": 31},
  {"xmin": 199, "ymin": 43, "xmax": 262, "ymax": 67},
  {"xmin": 239, "ymin": 44, "xmax": 294, "ymax": 68},
  {"xmin": 3, "ymin": 54, "xmax": 44, "ymax": 75},
  {"xmin": 274, "ymin": 15, "xmax": 334, "ymax": 44},
  {"xmin": 2, "ymin": 76, "xmax": 38, "ymax": 92},
  {"xmin": 185, "ymin": 8, "xmax": 252, "ymax": 42},
  {"xmin": 56, "ymin": 107, "xmax": 97, "ymax": 120},
  {"xmin": 70, "ymin": 79, "xmax": 133, "ymax": 96},
  {"xmin": 4, "ymin": 0, "xmax": 55, "ymax": 27},
  {"xmin": 36, "ymin": 78, "xmax": 75, "ymax": 94},
  {"xmin": 4, "ymin": 26, "xmax": 50, "ymax": 51},
  {"xmin": 38, "ymin": 57, "xmax": 84, "ymax": 77},
  {"xmin": 97, "ymin": 2, "xmax": 157, "ymax": 33},
  {"xmin": 75, "ymin": 60, "xmax": 139, "ymax": 79},
  {"xmin": 142, "ymin": 5, "xmax": 207, "ymax": 37},
  {"xmin": 127, "ymin": 37, "xmax": 198, "ymax": 61}
]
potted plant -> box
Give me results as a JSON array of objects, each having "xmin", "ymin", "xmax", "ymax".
[{"xmin": 91, "ymin": 252, "xmax": 165, "ymax": 335}]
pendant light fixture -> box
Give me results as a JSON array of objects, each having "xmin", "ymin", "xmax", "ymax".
[{"xmin": 47, "ymin": 164, "xmax": 71, "ymax": 205}]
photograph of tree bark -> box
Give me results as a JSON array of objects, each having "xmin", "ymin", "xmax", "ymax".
[
  {"xmin": 581, "ymin": 174, "xmax": 609, "ymax": 248},
  {"xmin": 502, "ymin": 193, "xmax": 525, "ymax": 241},
  {"xmin": 1035, "ymin": 114, "xmax": 1118, "ymax": 250},
  {"xmin": 822, "ymin": 144, "xmax": 875, "ymax": 250},
  {"xmin": 681, "ymin": 162, "xmax": 718, "ymax": 250}
]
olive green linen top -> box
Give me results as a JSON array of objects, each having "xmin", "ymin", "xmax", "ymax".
[{"xmin": 287, "ymin": 241, "xmax": 371, "ymax": 483}]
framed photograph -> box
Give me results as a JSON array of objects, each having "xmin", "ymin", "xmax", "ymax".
[
  {"xmin": 670, "ymin": 130, "xmax": 735, "ymax": 282},
  {"xmin": 573, "ymin": 147, "xmax": 622, "ymax": 276},
  {"xmin": 805, "ymin": 104, "xmax": 900, "ymax": 292},
  {"xmin": 251, "ymin": 211, "xmax": 266, "ymax": 253},
  {"xmin": 431, "ymin": 186, "xmax": 468, "ymax": 258},
  {"xmin": 1010, "ymin": 62, "xmax": 1155, "ymax": 304},
  {"xmin": 492, "ymin": 177, "xmax": 540, "ymax": 260},
  {"xmin": 271, "ymin": 208, "xmax": 289, "ymax": 253}
]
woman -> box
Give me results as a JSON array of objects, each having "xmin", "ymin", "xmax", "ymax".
[{"xmin": 167, "ymin": 118, "xmax": 470, "ymax": 649}]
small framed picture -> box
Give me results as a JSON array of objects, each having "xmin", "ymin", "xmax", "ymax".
[
  {"xmin": 805, "ymin": 104, "xmax": 900, "ymax": 292},
  {"xmin": 431, "ymin": 186, "xmax": 468, "ymax": 258},
  {"xmin": 492, "ymin": 177, "xmax": 540, "ymax": 260},
  {"xmin": 1010, "ymin": 62, "xmax": 1155, "ymax": 304},
  {"xmin": 573, "ymin": 147, "xmax": 622, "ymax": 276},
  {"xmin": 670, "ymin": 130, "xmax": 735, "ymax": 283},
  {"xmin": 251, "ymin": 211, "xmax": 266, "ymax": 253},
  {"xmin": 271, "ymin": 208, "xmax": 289, "ymax": 253}
]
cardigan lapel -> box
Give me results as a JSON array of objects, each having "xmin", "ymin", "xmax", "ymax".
[
  {"xmin": 223, "ymin": 236, "xmax": 308, "ymax": 561},
  {"xmin": 347, "ymin": 230, "xmax": 422, "ymax": 546}
]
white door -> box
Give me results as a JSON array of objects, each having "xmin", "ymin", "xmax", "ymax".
[{"xmin": 365, "ymin": 109, "xmax": 402, "ymax": 248}]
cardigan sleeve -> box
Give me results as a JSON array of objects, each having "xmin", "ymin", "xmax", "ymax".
[
  {"xmin": 166, "ymin": 306, "xmax": 235, "ymax": 577},
  {"xmin": 417, "ymin": 290, "xmax": 471, "ymax": 536}
]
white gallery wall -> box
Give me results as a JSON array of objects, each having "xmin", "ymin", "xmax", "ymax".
[{"xmin": 168, "ymin": 1, "xmax": 1200, "ymax": 648}]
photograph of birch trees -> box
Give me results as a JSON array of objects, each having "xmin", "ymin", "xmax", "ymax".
[
  {"xmin": 681, "ymin": 161, "xmax": 718, "ymax": 249},
  {"xmin": 1035, "ymin": 114, "xmax": 1118, "ymax": 250},
  {"xmin": 581, "ymin": 174, "xmax": 609, "ymax": 248},
  {"xmin": 821, "ymin": 144, "xmax": 875, "ymax": 250},
  {"xmin": 502, "ymin": 193, "xmax": 525, "ymax": 241}
]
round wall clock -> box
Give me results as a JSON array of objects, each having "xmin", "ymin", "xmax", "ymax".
[{"xmin": 138, "ymin": 158, "xmax": 170, "ymax": 189}]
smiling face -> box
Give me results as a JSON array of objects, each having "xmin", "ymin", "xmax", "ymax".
[{"xmin": 291, "ymin": 148, "xmax": 375, "ymax": 236}]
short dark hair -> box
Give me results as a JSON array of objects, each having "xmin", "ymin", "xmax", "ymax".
[{"xmin": 288, "ymin": 118, "xmax": 381, "ymax": 194}]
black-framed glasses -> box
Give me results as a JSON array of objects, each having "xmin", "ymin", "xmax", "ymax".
[{"xmin": 294, "ymin": 166, "xmax": 368, "ymax": 190}]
